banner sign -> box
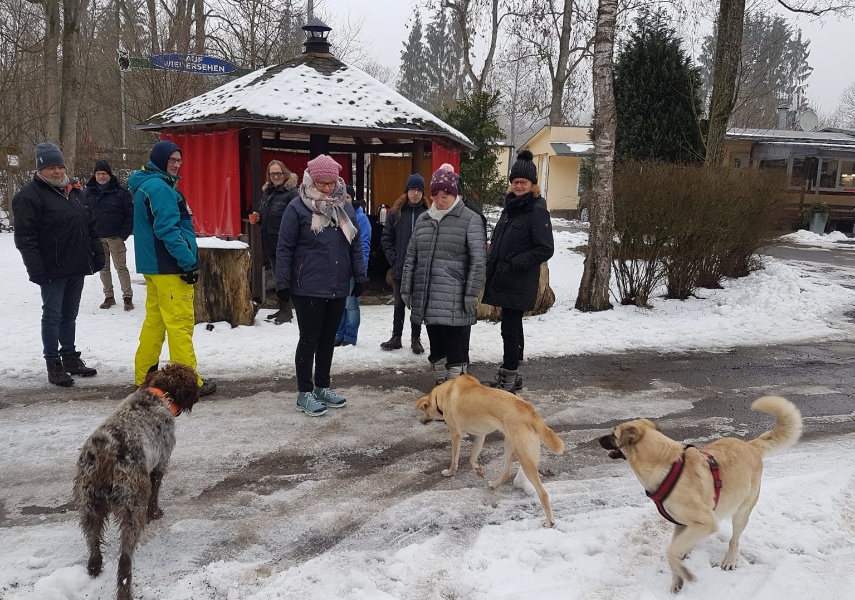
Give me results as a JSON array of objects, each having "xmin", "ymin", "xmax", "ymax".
[{"xmin": 149, "ymin": 54, "xmax": 237, "ymax": 74}]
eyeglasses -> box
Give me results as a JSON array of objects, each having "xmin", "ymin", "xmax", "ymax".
[
  {"xmin": 168, "ymin": 157, "xmax": 183, "ymax": 165},
  {"xmin": 315, "ymin": 180, "xmax": 336, "ymax": 189},
  {"xmin": 269, "ymin": 172, "xmax": 285, "ymax": 177}
]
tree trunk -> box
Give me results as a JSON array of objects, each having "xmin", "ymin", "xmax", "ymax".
[
  {"xmin": 576, "ymin": 0, "xmax": 616, "ymax": 312},
  {"xmin": 194, "ymin": 246, "xmax": 258, "ymax": 327},
  {"xmin": 547, "ymin": 0, "xmax": 575, "ymax": 125},
  {"xmin": 40, "ymin": 0, "xmax": 62, "ymax": 142},
  {"xmin": 477, "ymin": 263, "xmax": 555, "ymax": 320},
  {"xmin": 58, "ymin": 0, "xmax": 87, "ymax": 173},
  {"xmin": 704, "ymin": 0, "xmax": 746, "ymax": 166}
]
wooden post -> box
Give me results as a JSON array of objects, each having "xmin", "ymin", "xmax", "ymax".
[
  {"xmin": 356, "ymin": 148, "xmax": 365, "ymax": 201},
  {"xmin": 412, "ymin": 140, "xmax": 424, "ymax": 175},
  {"xmin": 309, "ymin": 134, "xmax": 330, "ymax": 158},
  {"xmin": 249, "ymin": 129, "xmax": 264, "ymax": 300}
]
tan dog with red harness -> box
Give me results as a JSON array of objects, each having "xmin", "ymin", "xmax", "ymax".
[{"xmin": 598, "ymin": 396, "xmax": 802, "ymax": 593}]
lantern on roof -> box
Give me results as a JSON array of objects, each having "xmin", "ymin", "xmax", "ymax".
[{"xmin": 302, "ymin": 18, "xmax": 332, "ymax": 54}]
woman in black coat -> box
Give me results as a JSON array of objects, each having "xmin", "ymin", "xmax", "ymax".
[
  {"xmin": 250, "ymin": 160, "xmax": 299, "ymax": 323},
  {"xmin": 482, "ymin": 150, "xmax": 554, "ymax": 392}
]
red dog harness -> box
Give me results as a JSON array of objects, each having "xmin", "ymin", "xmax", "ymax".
[{"xmin": 646, "ymin": 445, "xmax": 722, "ymax": 525}]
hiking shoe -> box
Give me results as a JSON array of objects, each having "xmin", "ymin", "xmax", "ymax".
[
  {"xmin": 380, "ymin": 335, "xmax": 402, "ymax": 350},
  {"xmin": 297, "ymin": 391, "xmax": 327, "ymax": 416},
  {"xmin": 99, "ymin": 297, "xmax": 116, "ymax": 309},
  {"xmin": 61, "ymin": 352, "xmax": 97, "ymax": 377},
  {"xmin": 123, "ymin": 297, "xmax": 134, "ymax": 311},
  {"xmin": 199, "ymin": 379, "xmax": 217, "ymax": 397},
  {"xmin": 46, "ymin": 357, "xmax": 74, "ymax": 387},
  {"xmin": 334, "ymin": 339, "xmax": 344, "ymax": 347},
  {"xmin": 314, "ymin": 387, "xmax": 347, "ymax": 408},
  {"xmin": 411, "ymin": 337, "xmax": 424, "ymax": 355}
]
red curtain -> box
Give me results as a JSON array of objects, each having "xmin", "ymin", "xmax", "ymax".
[
  {"xmin": 431, "ymin": 142, "xmax": 460, "ymax": 174},
  {"xmin": 162, "ymin": 130, "xmax": 241, "ymax": 237}
]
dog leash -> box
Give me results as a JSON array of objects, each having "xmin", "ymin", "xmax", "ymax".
[
  {"xmin": 148, "ymin": 387, "xmax": 180, "ymax": 417},
  {"xmin": 646, "ymin": 445, "xmax": 722, "ymax": 525}
]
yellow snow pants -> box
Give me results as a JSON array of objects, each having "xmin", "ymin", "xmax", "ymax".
[{"xmin": 134, "ymin": 274, "xmax": 202, "ymax": 386}]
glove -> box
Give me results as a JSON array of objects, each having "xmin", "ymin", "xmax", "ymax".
[
  {"xmin": 180, "ymin": 269, "xmax": 200, "ymax": 285},
  {"xmin": 465, "ymin": 295, "xmax": 478, "ymax": 316},
  {"xmin": 350, "ymin": 281, "xmax": 364, "ymax": 298},
  {"xmin": 29, "ymin": 273, "xmax": 50, "ymax": 286},
  {"xmin": 93, "ymin": 256, "xmax": 106, "ymax": 272},
  {"xmin": 276, "ymin": 288, "xmax": 290, "ymax": 303}
]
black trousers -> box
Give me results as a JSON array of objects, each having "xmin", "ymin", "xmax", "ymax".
[
  {"xmin": 500, "ymin": 308, "xmax": 525, "ymax": 370},
  {"xmin": 292, "ymin": 294, "xmax": 347, "ymax": 392},
  {"xmin": 391, "ymin": 278, "xmax": 421, "ymax": 339},
  {"xmin": 426, "ymin": 324, "xmax": 469, "ymax": 367}
]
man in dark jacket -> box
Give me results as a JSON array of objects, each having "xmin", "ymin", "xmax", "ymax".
[
  {"xmin": 81, "ymin": 159, "xmax": 135, "ymax": 310},
  {"xmin": 13, "ymin": 142, "xmax": 104, "ymax": 387},
  {"xmin": 379, "ymin": 173, "xmax": 429, "ymax": 353}
]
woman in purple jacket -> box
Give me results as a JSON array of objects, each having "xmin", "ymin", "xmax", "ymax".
[{"xmin": 275, "ymin": 155, "xmax": 365, "ymax": 416}]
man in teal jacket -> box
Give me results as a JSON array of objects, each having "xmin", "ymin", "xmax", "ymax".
[{"xmin": 128, "ymin": 140, "xmax": 216, "ymax": 395}]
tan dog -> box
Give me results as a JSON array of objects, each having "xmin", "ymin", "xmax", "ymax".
[
  {"xmin": 598, "ymin": 396, "xmax": 802, "ymax": 593},
  {"xmin": 416, "ymin": 374, "xmax": 565, "ymax": 526}
]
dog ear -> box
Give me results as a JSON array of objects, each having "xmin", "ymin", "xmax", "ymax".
[
  {"xmin": 415, "ymin": 395, "xmax": 430, "ymax": 411},
  {"xmin": 639, "ymin": 418, "xmax": 660, "ymax": 432},
  {"xmin": 146, "ymin": 363, "xmax": 200, "ymax": 414},
  {"xmin": 618, "ymin": 424, "xmax": 644, "ymax": 448}
]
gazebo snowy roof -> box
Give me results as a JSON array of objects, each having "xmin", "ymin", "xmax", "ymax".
[{"xmin": 138, "ymin": 52, "xmax": 475, "ymax": 152}]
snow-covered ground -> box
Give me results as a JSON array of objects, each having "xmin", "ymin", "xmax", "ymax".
[{"xmin": 2, "ymin": 227, "xmax": 855, "ymax": 600}]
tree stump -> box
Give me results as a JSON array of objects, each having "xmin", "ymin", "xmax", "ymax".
[
  {"xmin": 477, "ymin": 262, "xmax": 555, "ymax": 321},
  {"xmin": 195, "ymin": 240, "xmax": 257, "ymax": 327}
]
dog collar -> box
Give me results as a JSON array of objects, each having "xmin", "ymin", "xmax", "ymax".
[{"xmin": 149, "ymin": 387, "xmax": 180, "ymax": 417}]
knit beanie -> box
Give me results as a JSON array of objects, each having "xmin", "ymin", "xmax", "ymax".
[
  {"xmin": 306, "ymin": 154, "xmax": 342, "ymax": 181},
  {"xmin": 93, "ymin": 159, "xmax": 113, "ymax": 175},
  {"xmin": 404, "ymin": 173, "xmax": 425, "ymax": 192},
  {"xmin": 509, "ymin": 149, "xmax": 537, "ymax": 184},
  {"xmin": 150, "ymin": 140, "xmax": 181, "ymax": 172},
  {"xmin": 35, "ymin": 142, "xmax": 65, "ymax": 169},
  {"xmin": 430, "ymin": 163, "xmax": 460, "ymax": 196}
]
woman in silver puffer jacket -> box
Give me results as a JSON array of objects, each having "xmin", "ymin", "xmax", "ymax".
[{"xmin": 401, "ymin": 164, "xmax": 486, "ymax": 385}]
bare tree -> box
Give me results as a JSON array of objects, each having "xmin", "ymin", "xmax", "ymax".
[
  {"xmin": 835, "ymin": 81, "xmax": 855, "ymax": 128},
  {"xmin": 576, "ymin": 0, "xmax": 617, "ymax": 312},
  {"xmin": 441, "ymin": 0, "xmax": 507, "ymax": 94}
]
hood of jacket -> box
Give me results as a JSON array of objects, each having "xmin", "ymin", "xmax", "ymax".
[{"xmin": 128, "ymin": 162, "xmax": 180, "ymax": 193}]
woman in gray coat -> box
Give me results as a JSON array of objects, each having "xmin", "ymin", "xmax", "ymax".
[{"xmin": 401, "ymin": 165, "xmax": 486, "ymax": 385}]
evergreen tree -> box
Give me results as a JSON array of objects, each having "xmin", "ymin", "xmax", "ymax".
[
  {"xmin": 397, "ymin": 11, "xmax": 431, "ymax": 109},
  {"xmin": 698, "ymin": 13, "xmax": 813, "ymax": 129},
  {"xmin": 440, "ymin": 91, "xmax": 506, "ymax": 205},
  {"xmin": 613, "ymin": 9, "xmax": 704, "ymax": 163},
  {"xmin": 424, "ymin": 6, "xmax": 466, "ymax": 112}
]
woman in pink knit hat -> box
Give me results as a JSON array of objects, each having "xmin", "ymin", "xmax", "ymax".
[{"xmin": 275, "ymin": 154, "xmax": 366, "ymax": 416}]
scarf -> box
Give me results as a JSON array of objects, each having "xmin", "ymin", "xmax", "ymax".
[
  {"xmin": 37, "ymin": 171, "xmax": 70, "ymax": 192},
  {"xmin": 428, "ymin": 197, "xmax": 460, "ymax": 221},
  {"xmin": 505, "ymin": 191, "xmax": 533, "ymax": 211},
  {"xmin": 299, "ymin": 170, "xmax": 358, "ymax": 243}
]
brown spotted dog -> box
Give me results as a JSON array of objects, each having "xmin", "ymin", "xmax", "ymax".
[{"xmin": 73, "ymin": 362, "xmax": 199, "ymax": 600}]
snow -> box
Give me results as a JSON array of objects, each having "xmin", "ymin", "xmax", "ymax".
[
  {"xmin": 2, "ymin": 225, "xmax": 855, "ymax": 600},
  {"xmin": 148, "ymin": 60, "xmax": 471, "ymax": 147}
]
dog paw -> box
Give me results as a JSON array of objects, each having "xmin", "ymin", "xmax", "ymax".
[
  {"xmin": 441, "ymin": 468, "xmax": 456, "ymax": 477},
  {"xmin": 147, "ymin": 507, "xmax": 164, "ymax": 522},
  {"xmin": 87, "ymin": 554, "xmax": 103, "ymax": 577},
  {"xmin": 474, "ymin": 466, "xmax": 485, "ymax": 478},
  {"xmin": 542, "ymin": 519, "xmax": 554, "ymax": 528},
  {"xmin": 670, "ymin": 577, "xmax": 684, "ymax": 594}
]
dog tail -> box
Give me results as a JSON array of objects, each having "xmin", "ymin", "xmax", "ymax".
[
  {"xmin": 747, "ymin": 396, "xmax": 803, "ymax": 456},
  {"xmin": 537, "ymin": 421, "xmax": 565, "ymax": 455},
  {"xmin": 73, "ymin": 431, "xmax": 119, "ymax": 502}
]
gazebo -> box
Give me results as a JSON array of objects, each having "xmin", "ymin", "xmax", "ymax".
[{"xmin": 137, "ymin": 19, "xmax": 474, "ymax": 298}]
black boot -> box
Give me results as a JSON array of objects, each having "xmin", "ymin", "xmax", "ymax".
[
  {"xmin": 380, "ymin": 335, "xmax": 402, "ymax": 350},
  {"xmin": 46, "ymin": 357, "xmax": 74, "ymax": 387},
  {"xmin": 273, "ymin": 299, "xmax": 293, "ymax": 324},
  {"xmin": 411, "ymin": 337, "xmax": 424, "ymax": 355},
  {"xmin": 61, "ymin": 352, "xmax": 97, "ymax": 377}
]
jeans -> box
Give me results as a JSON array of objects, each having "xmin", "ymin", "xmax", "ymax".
[
  {"xmin": 292, "ymin": 294, "xmax": 347, "ymax": 392},
  {"xmin": 335, "ymin": 278, "xmax": 361, "ymax": 344},
  {"xmin": 500, "ymin": 308, "xmax": 525, "ymax": 370},
  {"xmin": 391, "ymin": 278, "xmax": 421, "ymax": 339},
  {"xmin": 40, "ymin": 276, "xmax": 85, "ymax": 358},
  {"xmin": 425, "ymin": 324, "xmax": 469, "ymax": 368}
]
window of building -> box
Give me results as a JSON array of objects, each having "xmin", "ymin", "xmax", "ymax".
[
  {"xmin": 819, "ymin": 158, "xmax": 839, "ymax": 189},
  {"xmin": 791, "ymin": 158, "xmax": 808, "ymax": 188},
  {"xmin": 732, "ymin": 154, "xmax": 750, "ymax": 168},
  {"xmin": 840, "ymin": 160, "xmax": 855, "ymax": 189}
]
